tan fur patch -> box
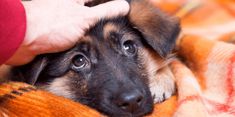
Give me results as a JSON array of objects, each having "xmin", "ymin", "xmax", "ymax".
[
  {"xmin": 46, "ymin": 76, "xmax": 75, "ymax": 100},
  {"xmin": 45, "ymin": 71, "xmax": 88, "ymax": 100},
  {"xmin": 45, "ymin": 72, "xmax": 77, "ymax": 100},
  {"xmin": 139, "ymin": 47, "xmax": 176, "ymax": 103},
  {"xmin": 103, "ymin": 23, "xmax": 119, "ymax": 39}
]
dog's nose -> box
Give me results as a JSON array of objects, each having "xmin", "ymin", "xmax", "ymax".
[{"xmin": 116, "ymin": 90, "xmax": 143, "ymax": 113}]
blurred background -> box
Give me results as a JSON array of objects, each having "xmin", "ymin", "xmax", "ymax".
[{"xmin": 150, "ymin": 0, "xmax": 235, "ymax": 42}]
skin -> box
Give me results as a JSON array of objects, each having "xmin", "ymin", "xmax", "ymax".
[{"xmin": 6, "ymin": 0, "xmax": 129, "ymax": 66}]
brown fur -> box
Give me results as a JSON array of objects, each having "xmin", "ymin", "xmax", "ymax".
[{"xmin": 129, "ymin": 0, "xmax": 180, "ymax": 57}]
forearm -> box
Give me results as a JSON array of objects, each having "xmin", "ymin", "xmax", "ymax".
[{"xmin": 0, "ymin": 0, "xmax": 26, "ymax": 65}]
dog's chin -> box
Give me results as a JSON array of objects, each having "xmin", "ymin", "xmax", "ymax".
[{"xmin": 79, "ymin": 95, "xmax": 154, "ymax": 117}]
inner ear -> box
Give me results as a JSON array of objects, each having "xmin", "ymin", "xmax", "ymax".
[
  {"xmin": 128, "ymin": 0, "xmax": 181, "ymax": 58},
  {"xmin": 13, "ymin": 56, "xmax": 48, "ymax": 85}
]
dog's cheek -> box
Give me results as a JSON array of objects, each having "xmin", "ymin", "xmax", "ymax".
[
  {"xmin": 45, "ymin": 71, "xmax": 89, "ymax": 102},
  {"xmin": 45, "ymin": 76, "xmax": 77, "ymax": 100}
]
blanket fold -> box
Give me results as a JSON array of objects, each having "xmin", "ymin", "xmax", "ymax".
[{"xmin": 170, "ymin": 35, "xmax": 235, "ymax": 117}]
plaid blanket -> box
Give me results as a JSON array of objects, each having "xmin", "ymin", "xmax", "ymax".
[
  {"xmin": 149, "ymin": 0, "xmax": 235, "ymax": 117},
  {"xmin": 152, "ymin": 35, "xmax": 235, "ymax": 117}
]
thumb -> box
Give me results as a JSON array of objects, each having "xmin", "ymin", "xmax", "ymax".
[
  {"xmin": 87, "ymin": 0, "xmax": 129, "ymax": 25},
  {"xmin": 72, "ymin": 0, "xmax": 93, "ymax": 5}
]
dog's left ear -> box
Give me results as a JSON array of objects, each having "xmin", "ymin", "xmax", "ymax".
[
  {"xmin": 129, "ymin": 0, "xmax": 181, "ymax": 57},
  {"xmin": 13, "ymin": 56, "xmax": 48, "ymax": 85}
]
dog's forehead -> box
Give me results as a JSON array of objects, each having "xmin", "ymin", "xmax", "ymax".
[
  {"xmin": 103, "ymin": 22, "xmax": 121, "ymax": 39},
  {"xmin": 74, "ymin": 19, "xmax": 141, "ymax": 54},
  {"xmin": 77, "ymin": 22, "xmax": 121, "ymax": 44}
]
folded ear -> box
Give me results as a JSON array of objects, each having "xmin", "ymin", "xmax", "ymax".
[
  {"xmin": 129, "ymin": 0, "xmax": 181, "ymax": 58},
  {"xmin": 13, "ymin": 56, "xmax": 48, "ymax": 85}
]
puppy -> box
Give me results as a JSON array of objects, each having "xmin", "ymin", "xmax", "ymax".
[{"xmin": 11, "ymin": 0, "xmax": 180, "ymax": 116}]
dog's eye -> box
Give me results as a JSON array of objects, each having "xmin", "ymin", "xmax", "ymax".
[
  {"xmin": 72, "ymin": 54, "xmax": 88, "ymax": 70},
  {"xmin": 123, "ymin": 40, "xmax": 136, "ymax": 55}
]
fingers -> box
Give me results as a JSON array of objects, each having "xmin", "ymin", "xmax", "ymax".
[
  {"xmin": 87, "ymin": 0, "xmax": 130, "ymax": 24},
  {"xmin": 73, "ymin": 0, "xmax": 93, "ymax": 5}
]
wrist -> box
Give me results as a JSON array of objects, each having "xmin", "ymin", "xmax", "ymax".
[{"xmin": 5, "ymin": 44, "xmax": 36, "ymax": 66}]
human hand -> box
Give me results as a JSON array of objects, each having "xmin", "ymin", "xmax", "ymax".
[{"xmin": 6, "ymin": 0, "xmax": 129, "ymax": 66}]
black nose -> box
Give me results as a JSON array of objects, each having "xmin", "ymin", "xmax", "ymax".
[{"xmin": 116, "ymin": 90, "xmax": 144, "ymax": 113}]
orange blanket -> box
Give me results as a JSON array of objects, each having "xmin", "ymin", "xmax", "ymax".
[
  {"xmin": 153, "ymin": 35, "xmax": 235, "ymax": 117},
  {"xmin": 150, "ymin": 0, "xmax": 235, "ymax": 117}
]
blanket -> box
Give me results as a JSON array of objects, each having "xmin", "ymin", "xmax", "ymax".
[
  {"xmin": 148, "ymin": 0, "xmax": 235, "ymax": 117},
  {"xmin": 0, "ymin": 0, "xmax": 235, "ymax": 117},
  {"xmin": 151, "ymin": 35, "xmax": 235, "ymax": 117}
]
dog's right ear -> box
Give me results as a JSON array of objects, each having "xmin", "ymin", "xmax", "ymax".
[
  {"xmin": 13, "ymin": 56, "xmax": 48, "ymax": 85},
  {"xmin": 128, "ymin": 0, "xmax": 181, "ymax": 58}
]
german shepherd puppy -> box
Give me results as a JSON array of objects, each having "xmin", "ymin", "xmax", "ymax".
[{"xmin": 12, "ymin": 0, "xmax": 180, "ymax": 116}]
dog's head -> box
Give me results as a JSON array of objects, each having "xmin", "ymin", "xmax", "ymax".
[{"xmin": 13, "ymin": 0, "xmax": 180, "ymax": 116}]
